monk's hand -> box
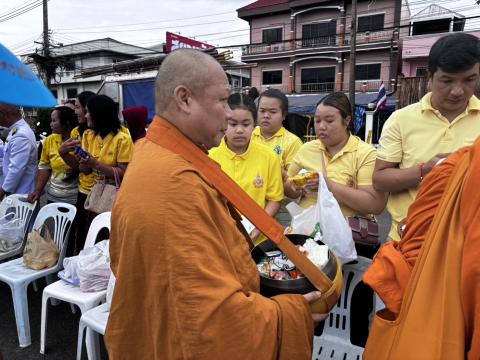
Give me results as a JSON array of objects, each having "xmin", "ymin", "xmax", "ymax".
[
  {"xmin": 303, "ymin": 291, "xmax": 329, "ymax": 324},
  {"xmin": 424, "ymin": 153, "xmax": 450, "ymax": 175}
]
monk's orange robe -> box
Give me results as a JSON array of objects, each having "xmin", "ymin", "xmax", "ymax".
[
  {"xmin": 364, "ymin": 148, "xmax": 468, "ymax": 314},
  {"xmin": 363, "ymin": 141, "xmax": 480, "ymax": 359},
  {"xmin": 105, "ymin": 118, "xmax": 314, "ymax": 359}
]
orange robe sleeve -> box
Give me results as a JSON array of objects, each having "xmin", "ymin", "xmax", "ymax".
[
  {"xmin": 460, "ymin": 143, "xmax": 480, "ymax": 359},
  {"xmin": 363, "ymin": 148, "xmax": 469, "ymax": 314},
  {"xmin": 105, "ymin": 140, "xmax": 314, "ymax": 360}
]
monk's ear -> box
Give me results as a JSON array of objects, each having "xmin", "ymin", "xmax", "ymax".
[{"xmin": 173, "ymin": 85, "xmax": 192, "ymax": 115}]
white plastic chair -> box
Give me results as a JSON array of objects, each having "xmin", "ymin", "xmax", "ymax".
[
  {"xmin": 40, "ymin": 211, "xmax": 111, "ymax": 357},
  {"xmin": 76, "ymin": 302, "xmax": 110, "ymax": 360},
  {"xmin": 0, "ymin": 194, "xmax": 37, "ymax": 262},
  {"xmin": 0, "ymin": 202, "xmax": 76, "ymax": 347},
  {"xmin": 312, "ymin": 256, "xmax": 373, "ymax": 360},
  {"xmin": 77, "ymin": 272, "xmax": 115, "ymax": 360}
]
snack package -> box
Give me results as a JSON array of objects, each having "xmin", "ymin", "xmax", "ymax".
[
  {"xmin": 257, "ymin": 240, "xmax": 328, "ymax": 281},
  {"xmin": 288, "ymin": 171, "xmax": 319, "ymax": 187}
]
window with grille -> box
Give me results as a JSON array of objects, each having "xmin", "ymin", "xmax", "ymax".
[
  {"xmin": 355, "ymin": 64, "xmax": 381, "ymax": 80},
  {"xmin": 302, "ymin": 21, "xmax": 337, "ymax": 47},
  {"xmin": 262, "ymin": 28, "xmax": 283, "ymax": 44},
  {"xmin": 301, "ymin": 67, "xmax": 335, "ymax": 92},
  {"xmin": 262, "ymin": 70, "xmax": 282, "ymax": 85},
  {"xmin": 416, "ymin": 66, "xmax": 428, "ymax": 77},
  {"xmin": 358, "ymin": 14, "xmax": 385, "ymax": 32}
]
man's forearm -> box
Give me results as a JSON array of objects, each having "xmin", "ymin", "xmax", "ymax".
[{"xmin": 373, "ymin": 166, "xmax": 422, "ymax": 193}]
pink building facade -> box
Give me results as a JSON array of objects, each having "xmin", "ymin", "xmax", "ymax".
[
  {"xmin": 402, "ymin": 31, "xmax": 480, "ymax": 77},
  {"xmin": 238, "ymin": 0, "xmax": 408, "ymax": 94}
]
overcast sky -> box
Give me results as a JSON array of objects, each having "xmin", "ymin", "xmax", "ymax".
[{"xmin": 1, "ymin": 0, "xmax": 479, "ymax": 57}]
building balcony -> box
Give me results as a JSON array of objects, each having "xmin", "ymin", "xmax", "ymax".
[
  {"xmin": 258, "ymin": 80, "xmax": 386, "ymax": 95},
  {"xmin": 242, "ymin": 30, "xmax": 398, "ymax": 58},
  {"xmin": 299, "ymin": 80, "xmax": 385, "ymax": 93}
]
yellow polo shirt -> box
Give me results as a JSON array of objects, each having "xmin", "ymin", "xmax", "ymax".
[
  {"xmin": 208, "ymin": 138, "xmax": 284, "ymax": 208},
  {"xmin": 39, "ymin": 134, "xmax": 78, "ymax": 203},
  {"xmin": 377, "ymin": 92, "xmax": 480, "ymax": 240},
  {"xmin": 70, "ymin": 126, "xmax": 92, "ymax": 196},
  {"xmin": 71, "ymin": 125, "xmax": 129, "ymax": 140},
  {"xmin": 79, "ymin": 129, "xmax": 134, "ymax": 194},
  {"xmin": 288, "ymin": 135, "xmax": 376, "ymax": 217},
  {"xmin": 251, "ymin": 126, "xmax": 302, "ymax": 170},
  {"xmin": 70, "ymin": 126, "xmax": 81, "ymax": 141}
]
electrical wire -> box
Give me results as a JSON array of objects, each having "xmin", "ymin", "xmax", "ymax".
[{"xmin": 0, "ymin": 0, "xmax": 48, "ymax": 24}]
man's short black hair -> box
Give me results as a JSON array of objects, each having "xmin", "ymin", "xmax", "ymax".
[
  {"xmin": 428, "ymin": 33, "xmax": 480, "ymax": 75},
  {"xmin": 258, "ymin": 88, "xmax": 288, "ymax": 115}
]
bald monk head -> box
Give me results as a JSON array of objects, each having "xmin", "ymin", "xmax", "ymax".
[{"xmin": 155, "ymin": 49, "xmax": 232, "ymax": 150}]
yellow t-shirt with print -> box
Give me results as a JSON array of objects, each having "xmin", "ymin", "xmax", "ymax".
[
  {"xmin": 209, "ymin": 138, "xmax": 284, "ymax": 208},
  {"xmin": 288, "ymin": 135, "xmax": 376, "ymax": 217},
  {"xmin": 251, "ymin": 126, "xmax": 302, "ymax": 170},
  {"xmin": 79, "ymin": 129, "xmax": 134, "ymax": 194},
  {"xmin": 377, "ymin": 92, "xmax": 480, "ymax": 241},
  {"xmin": 39, "ymin": 133, "xmax": 78, "ymax": 203}
]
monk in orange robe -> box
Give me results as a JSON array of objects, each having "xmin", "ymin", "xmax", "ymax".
[
  {"xmin": 105, "ymin": 49, "xmax": 327, "ymax": 359},
  {"xmin": 363, "ymin": 140, "xmax": 480, "ymax": 358}
]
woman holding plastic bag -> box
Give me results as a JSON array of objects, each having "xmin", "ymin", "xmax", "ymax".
[
  {"xmin": 284, "ymin": 92, "xmax": 387, "ymax": 345},
  {"xmin": 284, "ymin": 92, "xmax": 386, "ymax": 256}
]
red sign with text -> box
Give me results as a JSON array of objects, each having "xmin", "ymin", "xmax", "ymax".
[{"xmin": 165, "ymin": 32, "xmax": 214, "ymax": 53}]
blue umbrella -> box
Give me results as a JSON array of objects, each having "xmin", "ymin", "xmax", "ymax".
[{"xmin": 0, "ymin": 42, "xmax": 56, "ymax": 108}]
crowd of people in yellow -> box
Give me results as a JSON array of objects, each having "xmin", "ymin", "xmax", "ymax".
[{"xmin": 1, "ymin": 30, "xmax": 480, "ymax": 359}]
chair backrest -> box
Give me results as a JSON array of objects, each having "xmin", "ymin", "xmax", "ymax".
[
  {"xmin": 84, "ymin": 212, "xmax": 111, "ymax": 249},
  {"xmin": 32, "ymin": 203, "xmax": 76, "ymax": 258},
  {"xmin": 0, "ymin": 194, "xmax": 37, "ymax": 236},
  {"xmin": 322, "ymin": 256, "xmax": 373, "ymax": 341}
]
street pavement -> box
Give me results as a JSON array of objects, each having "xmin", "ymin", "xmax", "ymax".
[{"xmin": 0, "ymin": 279, "xmax": 107, "ymax": 360}]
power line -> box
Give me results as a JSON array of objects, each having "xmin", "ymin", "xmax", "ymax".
[
  {"xmin": 11, "ymin": 1, "xmax": 480, "ymax": 56},
  {"xmin": 52, "ymin": 10, "xmax": 234, "ymax": 31},
  {"xmin": 0, "ymin": 0, "xmax": 47, "ymax": 24},
  {"xmin": 0, "ymin": 0, "xmax": 41, "ymax": 19},
  {"xmin": 57, "ymin": 18, "xmax": 240, "ymax": 34}
]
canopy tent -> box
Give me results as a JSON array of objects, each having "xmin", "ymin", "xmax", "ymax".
[{"xmin": 287, "ymin": 92, "xmax": 396, "ymax": 115}]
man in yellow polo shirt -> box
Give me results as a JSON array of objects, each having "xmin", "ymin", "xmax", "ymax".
[
  {"xmin": 373, "ymin": 32, "xmax": 480, "ymax": 241},
  {"xmin": 252, "ymin": 89, "xmax": 303, "ymax": 172}
]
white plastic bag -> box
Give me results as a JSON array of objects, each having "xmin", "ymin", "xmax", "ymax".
[
  {"xmin": 58, "ymin": 255, "xmax": 81, "ymax": 286},
  {"xmin": 316, "ymin": 175, "xmax": 357, "ymax": 264},
  {"xmin": 77, "ymin": 240, "xmax": 111, "ymax": 292},
  {"xmin": 0, "ymin": 214, "xmax": 24, "ymax": 252},
  {"xmin": 286, "ymin": 202, "xmax": 318, "ymax": 237},
  {"xmin": 106, "ymin": 272, "xmax": 116, "ymax": 309}
]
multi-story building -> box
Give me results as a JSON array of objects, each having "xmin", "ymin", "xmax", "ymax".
[
  {"xmin": 401, "ymin": 4, "xmax": 479, "ymax": 77},
  {"xmin": 237, "ymin": 0, "xmax": 410, "ymax": 95},
  {"xmin": 26, "ymin": 38, "xmax": 158, "ymax": 104}
]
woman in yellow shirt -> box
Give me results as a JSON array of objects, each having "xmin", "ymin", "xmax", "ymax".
[
  {"xmin": 78, "ymin": 94, "xmax": 133, "ymax": 199},
  {"xmin": 67, "ymin": 95, "xmax": 133, "ymax": 252},
  {"xmin": 284, "ymin": 92, "xmax": 386, "ymax": 346},
  {"xmin": 28, "ymin": 106, "xmax": 78, "ymax": 204},
  {"xmin": 209, "ymin": 93, "xmax": 283, "ymax": 242},
  {"xmin": 285, "ymin": 92, "xmax": 386, "ymax": 217}
]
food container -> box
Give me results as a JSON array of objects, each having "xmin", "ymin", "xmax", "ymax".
[{"xmin": 252, "ymin": 234, "xmax": 342, "ymax": 313}]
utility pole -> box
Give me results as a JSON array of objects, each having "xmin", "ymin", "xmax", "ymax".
[
  {"xmin": 42, "ymin": 0, "xmax": 51, "ymax": 86},
  {"xmin": 348, "ymin": 0, "xmax": 357, "ymax": 116}
]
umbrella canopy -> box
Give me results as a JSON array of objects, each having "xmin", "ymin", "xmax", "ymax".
[{"xmin": 0, "ymin": 43, "xmax": 56, "ymax": 108}]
